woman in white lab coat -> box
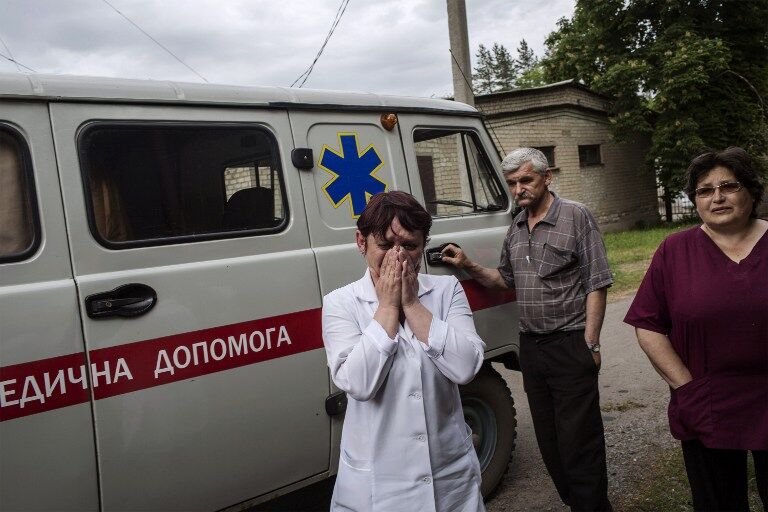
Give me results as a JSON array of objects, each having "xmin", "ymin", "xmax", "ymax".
[{"xmin": 322, "ymin": 191, "xmax": 486, "ymax": 512}]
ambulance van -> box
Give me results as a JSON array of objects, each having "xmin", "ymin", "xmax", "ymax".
[{"xmin": 0, "ymin": 73, "xmax": 520, "ymax": 511}]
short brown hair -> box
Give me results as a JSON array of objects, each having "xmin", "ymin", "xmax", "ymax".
[
  {"xmin": 357, "ymin": 191, "xmax": 432, "ymax": 242},
  {"xmin": 684, "ymin": 147, "xmax": 764, "ymax": 218}
]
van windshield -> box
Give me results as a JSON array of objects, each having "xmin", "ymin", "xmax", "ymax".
[{"xmin": 413, "ymin": 128, "xmax": 507, "ymax": 217}]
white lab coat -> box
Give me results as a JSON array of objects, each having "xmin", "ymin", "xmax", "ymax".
[{"xmin": 322, "ymin": 269, "xmax": 486, "ymax": 512}]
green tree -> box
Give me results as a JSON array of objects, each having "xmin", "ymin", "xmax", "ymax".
[
  {"xmin": 515, "ymin": 39, "xmax": 538, "ymax": 74},
  {"xmin": 516, "ymin": 63, "xmax": 548, "ymax": 89},
  {"xmin": 543, "ymin": 0, "xmax": 768, "ymax": 195},
  {"xmin": 473, "ymin": 43, "xmax": 496, "ymax": 94},
  {"xmin": 492, "ymin": 42, "xmax": 516, "ymax": 91},
  {"xmin": 514, "ymin": 39, "xmax": 547, "ymax": 88}
]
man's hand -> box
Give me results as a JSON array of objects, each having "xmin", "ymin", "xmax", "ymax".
[
  {"xmin": 440, "ymin": 244, "xmax": 469, "ymax": 268},
  {"xmin": 371, "ymin": 248, "xmax": 401, "ymax": 310},
  {"xmin": 586, "ymin": 336, "xmax": 601, "ymax": 370},
  {"xmin": 440, "ymin": 243, "xmax": 510, "ymax": 290}
]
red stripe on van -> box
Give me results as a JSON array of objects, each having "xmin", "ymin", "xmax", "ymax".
[
  {"xmin": 460, "ymin": 279, "xmax": 517, "ymax": 310},
  {"xmin": 0, "ymin": 279, "xmax": 515, "ymax": 421},
  {"xmin": 89, "ymin": 307, "xmax": 324, "ymax": 401},
  {"xmin": 0, "ymin": 352, "xmax": 91, "ymax": 422},
  {"xmin": 0, "ymin": 308, "xmax": 322, "ymax": 422}
]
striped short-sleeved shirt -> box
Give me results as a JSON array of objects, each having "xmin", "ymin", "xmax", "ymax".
[{"xmin": 498, "ymin": 193, "xmax": 613, "ymax": 334}]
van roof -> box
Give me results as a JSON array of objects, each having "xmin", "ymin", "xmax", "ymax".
[{"xmin": 0, "ymin": 72, "xmax": 478, "ymax": 116}]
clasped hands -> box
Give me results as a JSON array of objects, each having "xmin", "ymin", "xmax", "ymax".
[{"xmin": 370, "ymin": 246, "xmax": 419, "ymax": 311}]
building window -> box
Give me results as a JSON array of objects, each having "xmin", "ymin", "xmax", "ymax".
[
  {"xmin": 413, "ymin": 129, "xmax": 507, "ymax": 217},
  {"xmin": 78, "ymin": 123, "xmax": 287, "ymax": 248},
  {"xmin": 578, "ymin": 145, "xmax": 602, "ymax": 166},
  {"xmin": 0, "ymin": 126, "xmax": 39, "ymax": 262},
  {"xmin": 534, "ymin": 146, "xmax": 555, "ymax": 168}
]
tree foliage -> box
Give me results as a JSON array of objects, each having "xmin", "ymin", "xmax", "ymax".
[
  {"xmin": 473, "ymin": 40, "xmax": 547, "ymax": 94},
  {"xmin": 493, "ymin": 43, "xmax": 517, "ymax": 91},
  {"xmin": 473, "ymin": 43, "xmax": 496, "ymax": 94},
  {"xmin": 514, "ymin": 39, "xmax": 547, "ymax": 89},
  {"xmin": 543, "ymin": 0, "xmax": 768, "ymax": 193},
  {"xmin": 516, "ymin": 39, "xmax": 538, "ymax": 71}
]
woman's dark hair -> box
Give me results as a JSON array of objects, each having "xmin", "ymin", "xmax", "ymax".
[
  {"xmin": 684, "ymin": 147, "xmax": 764, "ymax": 218},
  {"xmin": 357, "ymin": 191, "xmax": 432, "ymax": 242}
]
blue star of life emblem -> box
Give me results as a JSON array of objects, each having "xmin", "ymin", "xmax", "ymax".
[{"xmin": 318, "ymin": 132, "xmax": 387, "ymax": 218}]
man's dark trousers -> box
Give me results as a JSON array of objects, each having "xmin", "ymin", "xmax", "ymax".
[{"xmin": 519, "ymin": 329, "xmax": 611, "ymax": 512}]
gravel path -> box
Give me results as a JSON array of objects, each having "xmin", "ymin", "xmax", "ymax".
[{"xmin": 486, "ymin": 295, "xmax": 676, "ymax": 512}]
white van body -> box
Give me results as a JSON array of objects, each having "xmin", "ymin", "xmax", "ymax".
[{"xmin": 0, "ymin": 73, "xmax": 519, "ymax": 511}]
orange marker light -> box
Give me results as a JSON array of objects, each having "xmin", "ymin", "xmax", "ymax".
[{"xmin": 380, "ymin": 113, "xmax": 398, "ymax": 131}]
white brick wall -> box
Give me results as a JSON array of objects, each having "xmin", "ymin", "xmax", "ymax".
[{"xmin": 475, "ymin": 85, "xmax": 659, "ymax": 232}]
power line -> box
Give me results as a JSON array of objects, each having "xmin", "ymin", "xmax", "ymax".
[
  {"xmin": 0, "ymin": 33, "xmax": 22, "ymax": 72},
  {"xmin": 449, "ymin": 48, "xmax": 473, "ymax": 92},
  {"xmin": 291, "ymin": 0, "xmax": 350, "ymax": 88},
  {"xmin": 101, "ymin": 0, "xmax": 208, "ymax": 83},
  {"xmin": 0, "ymin": 50, "xmax": 36, "ymax": 73},
  {"xmin": 290, "ymin": 0, "xmax": 350, "ymax": 88}
]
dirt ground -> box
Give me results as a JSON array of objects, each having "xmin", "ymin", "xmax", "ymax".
[
  {"xmin": 485, "ymin": 296, "xmax": 676, "ymax": 512},
  {"xmin": 252, "ymin": 295, "xmax": 677, "ymax": 512}
]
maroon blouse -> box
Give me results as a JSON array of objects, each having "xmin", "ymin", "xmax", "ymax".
[{"xmin": 624, "ymin": 226, "xmax": 768, "ymax": 450}]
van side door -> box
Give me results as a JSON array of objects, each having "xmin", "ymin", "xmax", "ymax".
[
  {"xmin": 288, "ymin": 110, "xmax": 412, "ymax": 470},
  {"xmin": 50, "ymin": 104, "xmax": 330, "ymax": 511},
  {"xmin": 290, "ymin": 110, "xmax": 412, "ymax": 296},
  {"xmin": 397, "ymin": 115, "xmax": 520, "ymax": 356},
  {"xmin": 0, "ymin": 102, "xmax": 99, "ymax": 511}
]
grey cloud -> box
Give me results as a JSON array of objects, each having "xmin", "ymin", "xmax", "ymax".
[{"xmin": 0, "ymin": 0, "xmax": 575, "ymax": 94}]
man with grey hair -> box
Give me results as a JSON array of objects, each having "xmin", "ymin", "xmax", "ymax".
[{"xmin": 442, "ymin": 148, "xmax": 613, "ymax": 511}]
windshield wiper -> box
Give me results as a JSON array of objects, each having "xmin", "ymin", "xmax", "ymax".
[
  {"xmin": 428, "ymin": 199, "xmax": 504, "ymax": 212},
  {"xmin": 429, "ymin": 199, "xmax": 474, "ymax": 209}
]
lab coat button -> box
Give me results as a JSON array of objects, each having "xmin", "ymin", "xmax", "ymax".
[
  {"xmin": 412, "ymin": 392, "xmax": 422, "ymax": 400},
  {"xmin": 422, "ymin": 476, "xmax": 432, "ymax": 484},
  {"xmin": 417, "ymin": 434, "xmax": 425, "ymax": 442}
]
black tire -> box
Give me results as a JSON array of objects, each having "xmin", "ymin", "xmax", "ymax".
[{"xmin": 459, "ymin": 365, "xmax": 517, "ymax": 498}]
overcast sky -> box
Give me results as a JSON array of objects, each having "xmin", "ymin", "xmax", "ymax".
[{"xmin": 0, "ymin": 0, "xmax": 575, "ymax": 97}]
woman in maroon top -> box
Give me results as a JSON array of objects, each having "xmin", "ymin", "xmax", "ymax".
[{"xmin": 625, "ymin": 147, "xmax": 767, "ymax": 511}]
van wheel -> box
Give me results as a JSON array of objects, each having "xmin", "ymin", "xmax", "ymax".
[{"xmin": 460, "ymin": 365, "xmax": 516, "ymax": 498}]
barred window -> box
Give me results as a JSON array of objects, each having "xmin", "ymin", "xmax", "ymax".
[{"xmin": 578, "ymin": 145, "xmax": 602, "ymax": 167}]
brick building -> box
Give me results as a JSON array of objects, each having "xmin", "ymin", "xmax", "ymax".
[{"xmin": 474, "ymin": 80, "xmax": 659, "ymax": 232}]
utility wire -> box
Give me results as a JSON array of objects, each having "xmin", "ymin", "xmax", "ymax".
[
  {"xmin": 449, "ymin": 48, "xmax": 473, "ymax": 94},
  {"xmin": 723, "ymin": 68, "xmax": 766, "ymax": 117},
  {"xmin": 101, "ymin": 0, "xmax": 208, "ymax": 83},
  {"xmin": 290, "ymin": 0, "xmax": 350, "ymax": 88},
  {"xmin": 449, "ymin": 48, "xmax": 506, "ymax": 156},
  {"xmin": 0, "ymin": 50, "xmax": 35, "ymax": 73},
  {"xmin": 0, "ymin": 33, "xmax": 22, "ymax": 72}
]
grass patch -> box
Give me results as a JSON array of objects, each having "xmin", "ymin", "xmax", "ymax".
[
  {"xmin": 615, "ymin": 445, "xmax": 763, "ymax": 511},
  {"xmin": 604, "ymin": 221, "xmax": 697, "ymax": 297},
  {"xmin": 600, "ymin": 399, "xmax": 647, "ymax": 413}
]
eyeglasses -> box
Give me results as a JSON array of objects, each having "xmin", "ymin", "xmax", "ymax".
[{"xmin": 694, "ymin": 181, "xmax": 743, "ymax": 198}]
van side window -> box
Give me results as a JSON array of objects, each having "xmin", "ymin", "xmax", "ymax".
[
  {"xmin": 0, "ymin": 127, "xmax": 38, "ymax": 262},
  {"xmin": 414, "ymin": 129, "xmax": 507, "ymax": 217},
  {"xmin": 79, "ymin": 124, "xmax": 287, "ymax": 247}
]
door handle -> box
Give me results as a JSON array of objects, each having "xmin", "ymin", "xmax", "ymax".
[
  {"xmin": 85, "ymin": 283, "xmax": 157, "ymax": 319},
  {"xmin": 425, "ymin": 243, "xmax": 460, "ymax": 266}
]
